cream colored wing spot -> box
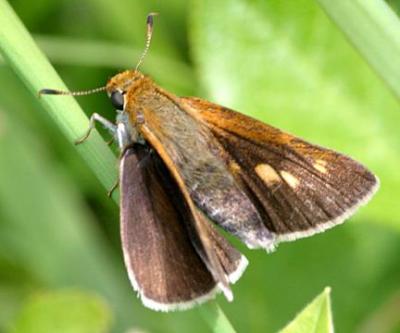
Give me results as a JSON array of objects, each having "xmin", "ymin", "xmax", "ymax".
[
  {"xmin": 255, "ymin": 164, "xmax": 281, "ymax": 186},
  {"xmin": 229, "ymin": 161, "xmax": 241, "ymax": 173},
  {"xmin": 280, "ymin": 171, "xmax": 300, "ymax": 189},
  {"xmin": 313, "ymin": 159, "xmax": 327, "ymax": 174}
]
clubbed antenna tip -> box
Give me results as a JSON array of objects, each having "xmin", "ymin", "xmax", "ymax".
[{"xmin": 135, "ymin": 12, "xmax": 158, "ymax": 71}]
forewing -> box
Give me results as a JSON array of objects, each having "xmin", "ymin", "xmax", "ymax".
[
  {"xmin": 120, "ymin": 145, "xmax": 245, "ymax": 310},
  {"xmin": 135, "ymin": 89, "xmax": 274, "ymax": 250},
  {"xmin": 181, "ymin": 97, "xmax": 379, "ymax": 242}
]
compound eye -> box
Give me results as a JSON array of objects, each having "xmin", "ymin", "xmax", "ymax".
[{"xmin": 110, "ymin": 90, "xmax": 124, "ymax": 110}]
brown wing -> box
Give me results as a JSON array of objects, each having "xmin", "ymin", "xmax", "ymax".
[
  {"xmin": 181, "ymin": 97, "xmax": 379, "ymax": 243},
  {"xmin": 120, "ymin": 144, "xmax": 246, "ymax": 311},
  {"xmin": 134, "ymin": 89, "xmax": 274, "ymax": 251}
]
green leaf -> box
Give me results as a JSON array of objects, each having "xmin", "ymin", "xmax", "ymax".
[
  {"xmin": 190, "ymin": 0, "xmax": 400, "ymax": 229},
  {"xmin": 9, "ymin": 290, "xmax": 111, "ymax": 333},
  {"xmin": 317, "ymin": 0, "xmax": 400, "ymax": 100},
  {"xmin": 279, "ymin": 288, "xmax": 333, "ymax": 333},
  {"xmin": 85, "ymin": 0, "xmax": 179, "ymax": 58},
  {"xmin": 0, "ymin": 257, "xmax": 39, "ymax": 332}
]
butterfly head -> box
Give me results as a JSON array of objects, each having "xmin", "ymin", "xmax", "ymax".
[
  {"xmin": 39, "ymin": 13, "xmax": 157, "ymax": 111},
  {"xmin": 106, "ymin": 70, "xmax": 146, "ymax": 111}
]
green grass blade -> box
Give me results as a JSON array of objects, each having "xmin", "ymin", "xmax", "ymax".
[
  {"xmin": 198, "ymin": 303, "xmax": 237, "ymax": 333},
  {"xmin": 317, "ymin": 0, "xmax": 400, "ymax": 100},
  {"xmin": 0, "ymin": 0, "xmax": 118, "ymax": 199}
]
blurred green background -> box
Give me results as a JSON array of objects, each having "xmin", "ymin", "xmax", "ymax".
[{"xmin": 1, "ymin": 0, "xmax": 400, "ymax": 332}]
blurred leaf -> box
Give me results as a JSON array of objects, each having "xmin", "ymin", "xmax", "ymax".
[
  {"xmin": 279, "ymin": 288, "xmax": 333, "ymax": 333},
  {"xmin": 18, "ymin": 35, "xmax": 195, "ymax": 94},
  {"xmin": 85, "ymin": 0, "xmax": 180, "ymax": 58},
  {"xmin": 190, "ymin": 0, "xmax": 400, "ymax": 229},
  {"xmin": 387, "ymin": 0, "xmax": 400, "ymax": 14},
  {"xmin": 11, "ymin": 0, "xmax": 58, "ymax": 29},
  {"xmin": 357, "ymin": 289, "xmax": 400, "ymax": 333},
  {"xmin": 9, "ymin": 290, "xmax": 111, "ymax": 333},
  {"xmin": 317, "ymin": 0, "xmax": 400, "ymax": 100},
  {"xmin": 0, "ymin": 256, "xmax": 39, "ymax": 332}
]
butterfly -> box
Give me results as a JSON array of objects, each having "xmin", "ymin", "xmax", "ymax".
[{"xmin": 40, "ymin": 13, "xmax": 379, "ymax": 311}]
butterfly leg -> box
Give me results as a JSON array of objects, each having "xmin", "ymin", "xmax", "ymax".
[
  {"xmin": 107, "ymin": 117, "xmax": 139, "ymax": 198},
  {"xmin": 75, "ymin": 113, "xmax": 120, "ymax": 197},
  {"xmin": 75, "ymin": 113, "xmax": 117, "ymax": 145},
  {"xmin": 107, "ymin": 179, "xmax": 119, "ymax": 197}
]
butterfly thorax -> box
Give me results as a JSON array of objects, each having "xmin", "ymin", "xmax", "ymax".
[
  {"xmin": 107, "ymin": 71, "xmax": 275, "ymax": 249},
  {"xmin": 106, "ymin": 70, "xmax": 148, "ymax": 95}
]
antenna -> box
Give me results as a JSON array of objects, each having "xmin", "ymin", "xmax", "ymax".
[
  {"xmin": 38, "ymin": 86, "xmax": 106, "ymax": 97},
  {"xmin": 39, "ymin": 13, "xmax": 158, "ymax": 97},
  {"xmin": 135, "ymin": 12, "xmax": 158, "ymax": 71}
]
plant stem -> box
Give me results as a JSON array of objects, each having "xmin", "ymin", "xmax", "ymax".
[{"xmin": 198, "ymin": 302, "xmax": 237, "ymax": 333}]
